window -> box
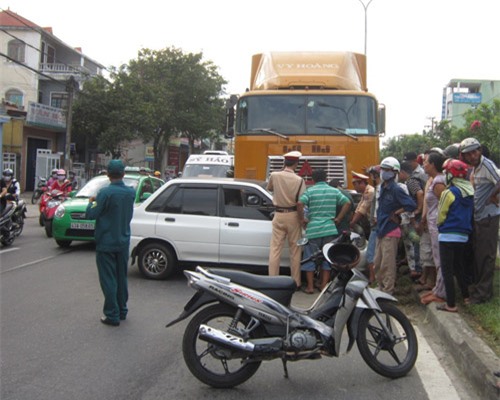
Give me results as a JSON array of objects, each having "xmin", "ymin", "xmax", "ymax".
[
  {"xmin": 7, "ymin": 40, "xmax": 25, "ymax": 62},
  {"xmin": 41, "ymin": 42, "xmax": 55, "ymax": 64},
  {"xmin": 5, "ymin": 89, "xmax": 23, "ymax": 107},
  {"xmin": 147, "ymin": 185, "xmax": 218, "ymax": 216},
  {"xmin": 222, "ymin": 186, "xmax": 274, "ymax": 220},
  {"xmin": 51, "ymin": 92, "xmax": 68, "ymax": 109}
]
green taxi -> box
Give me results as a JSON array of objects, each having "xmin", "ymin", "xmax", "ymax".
[{"xmin": 52, "ymin": 173, "xmax": 163, "ymax": 247}]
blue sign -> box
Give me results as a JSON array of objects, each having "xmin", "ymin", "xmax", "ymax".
[{"xmin": 453, "ymin": 93, "xmax": 482, "ymax": 104}]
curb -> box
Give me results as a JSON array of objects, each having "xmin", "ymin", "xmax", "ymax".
[{"xmin": 421, "ymin": 300, "xmax": 500, "ymax": 400}]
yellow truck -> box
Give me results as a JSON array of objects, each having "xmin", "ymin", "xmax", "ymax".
[{"xmin": 231, "ymin": 51, "xmax": 385, "ymax": 189}]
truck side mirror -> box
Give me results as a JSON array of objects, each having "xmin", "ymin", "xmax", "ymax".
[{"xmin": 378, "ymin": 104, "xmax": 386, "ymax": 136}]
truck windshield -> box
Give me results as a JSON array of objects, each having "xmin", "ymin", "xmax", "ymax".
[{"xmin": 236, "ymin": 94, "xmax": 377, "ymax": 135}]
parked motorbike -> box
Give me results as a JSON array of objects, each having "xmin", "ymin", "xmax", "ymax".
[
  {"xmin": 168, "ymin": 232, "xmax": 418, "ymax": 388},
  {"xmin": 0, "ymin": 202, "xmax": 16, "ymax": 246},
  {"xmin": 31, "ymin": 177, "xmax": 48, "ymax": 204},
  {"xmin": 42, "ymin": 189, "xmax": 66, "ymax": 237}
]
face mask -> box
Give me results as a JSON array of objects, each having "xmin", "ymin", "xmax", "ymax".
[
  {"xmin": 3, "ymin": 176, "xmax": 11, "ymax": 182},
  {"xmin": 381, "ymin": 171, "xmax": 395, "ymax": 182},
  {"xmin": 57, "ymin": 175, "xmax": 66, "ymax": 181}
]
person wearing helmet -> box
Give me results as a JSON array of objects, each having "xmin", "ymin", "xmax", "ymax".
[
  {"xmin": 0, "ymin": 169, "xmax": 21, "ymax": 212},
  {"xmin": 49, "ymin": 169, "xmax": 72, "ymax": 194},
  {"xmin": 435, "ymin": 159, "xmax": 475, "ymax": 312},
  {"xmin": 153, "ymin": 170, "xmax": 161, "ymax": 178},
  {"xmin": 443, "ymin": 143, "xmax": 460, "ymax": 160},
  {"xmin": 460, "ymin": 137, "xmax": 500, "ymax": 304},
  {"xmin": 373, "ymin": 157, "xmax": 416, "ymax": 294},
  {"xmin": 47, "ymin": 168, "xmax": 59, "ymax": 188}
]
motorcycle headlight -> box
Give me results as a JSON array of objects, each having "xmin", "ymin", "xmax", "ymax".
[
  {"xmin": 47, "ymin": 200, "xmax": 61, "ymax": 209},
  {"xmin": 55, "ymin": 205, "xmax": 65, "ymax": 218}
]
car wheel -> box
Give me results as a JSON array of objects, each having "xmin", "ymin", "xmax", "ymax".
[
  {"xmin": 56, "ymin": 240, "xmax": 72, "ymax": 248},
  {"xmin": 138, "ymin": 242, "xmax": 176, "ymax": 280}
]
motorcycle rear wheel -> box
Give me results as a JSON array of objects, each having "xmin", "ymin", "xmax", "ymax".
[
  {"xmin": 182, "ymin": 303, "xmax": 263, "ymax": 388},
  {"xmin": 356, "ymin": 301, "xmax": 418, "ymax": 378}
]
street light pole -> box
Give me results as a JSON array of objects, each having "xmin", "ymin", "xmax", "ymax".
[{"xmin": 358, "ymin": 0, "xmax": 374, "ymax": 56}]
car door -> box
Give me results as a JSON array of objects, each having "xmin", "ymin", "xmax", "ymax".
[
  {"xmin": 219, "ymin": 184, "xmax": 290, "ymax": 267},
  {"xmin": 147, "ymin": 182, "xmax": 220, "ymax": 263}
]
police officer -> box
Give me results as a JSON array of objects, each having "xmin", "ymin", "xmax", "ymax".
[
  {"xmin": 86, "ymin": 160, "xmax": 135, "ymax": 326},
  {"xmin": 267, "ymin": 151, "xmax": 305, "ymax": 287}
]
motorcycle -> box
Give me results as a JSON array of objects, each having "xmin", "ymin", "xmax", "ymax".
[
  {"xmin": 0, "ymin": 201, "xmax": 16, "ymax": 246},
  {"xmin": 12, "ymin": 198, "xmax": 27, "ymax": 237},
  {"xmin": 42, "ymin": 189, "xmax": 67, "ymax": 237},
  {"xmin": 167, "ymin": 232, "xmax": 418, "ymax": 388},
  {"xmin": 31, "ymin": 177, "xmax": 49, "ymax": 204}
]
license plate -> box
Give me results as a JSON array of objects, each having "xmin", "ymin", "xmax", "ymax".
[{"xmin": 71, "ymin": 222, "xmax": 95, "ymax": 229}]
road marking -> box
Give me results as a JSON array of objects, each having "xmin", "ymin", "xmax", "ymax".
[
  {"xmin": 414, "ymin": 325, "xmax": 461, "ymax": 400},
  {"xmin": 1, "ymin": 255, "xmax": 59, "ymax": 274},
  {"xmin": 0, "ymin": 247, "xmax": 20, "ymax": 254}
]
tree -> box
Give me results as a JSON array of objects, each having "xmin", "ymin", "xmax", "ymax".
[
  {"xmin": 72, "ymin": 47, "xmax": 227, "ymax": 169},
  {"xmin": 72, "ymin": 74, "xmax": 138, "ymax": 159},
  {"xmin": 381, "ymin": 99, "xmax": 499, "ymax": 165},
  {"xmin": 116, "ymin": 47, "xmax": 227, "ymax": 170}
]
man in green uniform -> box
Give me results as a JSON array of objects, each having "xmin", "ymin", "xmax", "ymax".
[{"xmin": 86, "ymin": 160, "xmax": 135, "ymax": 326}]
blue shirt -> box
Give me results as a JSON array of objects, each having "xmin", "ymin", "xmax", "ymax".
[{"xmin": 376, "ymin": 179, "xmax": 416, "ymax": 238}]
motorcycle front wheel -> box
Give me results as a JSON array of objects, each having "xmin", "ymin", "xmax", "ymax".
[
  {"xmin": 31, "ymin": 190, "xmax": 40, "ymax": 204},
  {"xmin": 356, "ymin": 301, "xmax": 418, "ymax": 378},
  {"xmin": 182, "ymin": 303, "xmax": 263, "ymax": 388}
]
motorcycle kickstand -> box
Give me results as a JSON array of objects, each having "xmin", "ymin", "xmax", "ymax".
[{"xmin": 281, "ymin": 357, "xmax": 289, "ymax": 379}]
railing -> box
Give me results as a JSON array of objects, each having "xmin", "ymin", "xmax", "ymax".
[{"xmin": 39, "ymin": 63, "xmax": 92, "ymax": 75}]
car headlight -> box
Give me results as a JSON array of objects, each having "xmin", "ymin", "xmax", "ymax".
[{"xmin": 55, "ymin": 205, "xmax": 65, "ymax": 218}]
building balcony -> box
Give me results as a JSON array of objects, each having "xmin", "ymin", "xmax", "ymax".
[{"xmin": 38, "ymin": 63, "xmax": 94, "ymax": 79}]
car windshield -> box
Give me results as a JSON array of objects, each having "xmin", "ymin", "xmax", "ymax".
[
  {"xmin": 236, "ymin": 94, "xmax": 377, "ymax": 135},
  {"xmin": 75, "ymin": 176, "xmax": 139, "ymax": 198},
  {"xmin": 182, "ymin": 164, "xmax": 231, "ymax": 178}
]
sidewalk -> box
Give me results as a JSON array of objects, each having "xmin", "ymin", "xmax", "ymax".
[{"xmin": 292, "ymin": 288, "xmax": 500, "ymax": 400}]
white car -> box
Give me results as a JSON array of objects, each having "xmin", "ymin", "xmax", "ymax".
[{"xmin": 130, "ymin": 178, "xmax": 290, "ymax": 279}]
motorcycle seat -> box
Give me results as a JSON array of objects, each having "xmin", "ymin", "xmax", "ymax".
[{"xmin": 207, "ymin": 268, "xmax": 296, "ymax": 291}]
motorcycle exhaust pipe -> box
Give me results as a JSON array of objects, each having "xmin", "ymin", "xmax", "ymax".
[{"xmin": 198, "ymin": 325, "xmax": 283, "ymax": 354}]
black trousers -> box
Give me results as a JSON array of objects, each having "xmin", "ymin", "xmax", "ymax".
[
  {"xmin": 439, "ymin": 241, "xmax": 469, "ymax": 308},
  {"xmin": 472, "ymin": 215, "xmax": 500, "ymax": 302}
]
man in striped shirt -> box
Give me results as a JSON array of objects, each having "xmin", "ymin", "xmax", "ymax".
[{"xmin": 297, "ymin": 169, "xmax": 351, "ymax": 293}]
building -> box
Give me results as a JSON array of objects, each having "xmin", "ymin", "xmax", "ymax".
[
  {"xmin": 0, "ymin": 9, "xmax": 104, "ymax": 191},
  {"xmin": 442, "ymin": 79, "xmax": 500, "ymax": 128}
]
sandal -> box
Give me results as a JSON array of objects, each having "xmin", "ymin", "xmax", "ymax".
[
  {"xmin": 421, "ymin": 294, "xmax": 445, "ymax": 305},
  {"xmin": 301, "ymin": 288, "xmax": 315, "ymax": 295},
  {"xmin": 436, "ymin": 304, "xmax": 458, "ymax": 313}
]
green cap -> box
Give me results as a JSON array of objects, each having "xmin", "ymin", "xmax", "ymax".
[{"xmin": 107, "ymin": 159, "xmax": 125, "ymax": 174}]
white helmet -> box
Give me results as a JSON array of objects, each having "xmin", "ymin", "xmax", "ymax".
[
  {"xmin": 380, "ymin": 156, "xmax": 401, "ymax": 172},
  {"xmin": 460, "ymin": 137, "xmax": 481, "ymax": 153}
]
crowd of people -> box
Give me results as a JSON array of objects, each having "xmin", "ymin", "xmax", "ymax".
[{"xmin": 267, "ymin": 133, "xmax": 499, "ymax": 312}]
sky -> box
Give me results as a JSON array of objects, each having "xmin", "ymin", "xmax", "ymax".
[{"xmin": 3, "ymin": 0, "xmax": 499, "ymax": 142}]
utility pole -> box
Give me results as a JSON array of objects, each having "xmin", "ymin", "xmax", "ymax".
[
  {"xmin": 358, "ymin": 0, "xmax": 374, "ymax": 56},
  {"xmin": 65, "ymin": 76, "xmax": 78, "ymax": 171}
]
